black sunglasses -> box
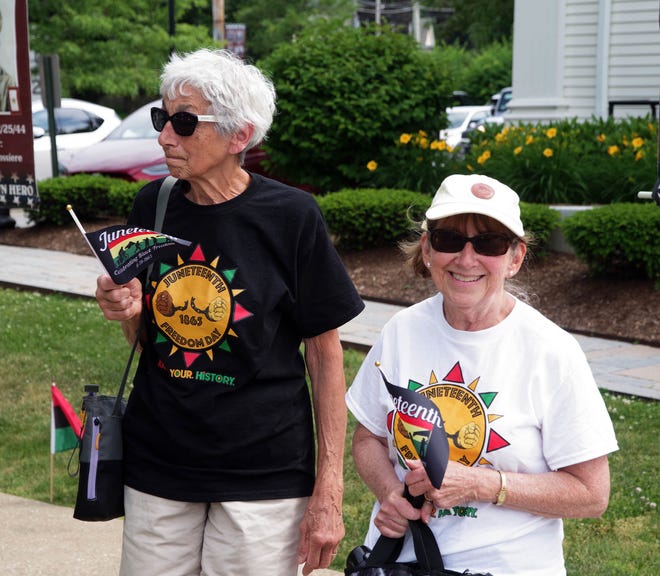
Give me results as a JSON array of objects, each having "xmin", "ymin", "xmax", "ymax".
[
  {"xmin": 429, "ymin": 229, "xmax": 514, "ymax": 256},
  {"xmin": 150, "ymin": 107, "xmax": 221, "ymax": 137}
]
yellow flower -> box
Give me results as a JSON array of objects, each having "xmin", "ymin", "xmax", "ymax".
[
  {"xmin": 545, "ymin": 127, "xmax": 557, "ymax": 138},
  {"xmin": 608, "ymin": 145, "xmax": 620, "ymax": 156},
  {"xmin": 400, "ymin": 133, "xmax": 412, "ymax": 144},
  {"xmin": 514, "ymin": 146, "xmax": 523, "ymax": 155},
  {"xmin": 430, "ymin": 140, "xmax": 447, "ymax": 151},
  {"xmin": 477, "ymin": 150, "xmax": 491, "ymax": 165},
  {"xmin": 419, "ymin": 138, "xmax": 429, "ymax": 149},
  {"xmin": 418, "ymin": 130, "xmax": 428, "ymax": 138},
  {"xmin": 526, "ymin": 135, "xmax": 534, "ymax": 145},
  {"xmin": 635, "ymin": 150, "xmax": 645, "ymax": 161},
  {"xmin": 495, "ymin": 132, "xmax": 506, "ymax": 143},
  {"xmin": 631, "ymin": 137, "xmax": 644, "ymax": 149},
  {"xmin": 466, "ymin": 164, "xmax": 474, "ymax": 172},
  {"xmin": 543, "ymin": 148, "xmax": 554, "ymax": 158},
  {"xmin": 366, "ymin": 160, "xmax": 378, "ymax": 172},
  {"xmin": 596, "ymin": 134, "xmax": 606, "ymax": 142}
]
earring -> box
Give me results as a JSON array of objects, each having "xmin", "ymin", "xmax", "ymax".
[{"xmin": 426, "ymin": 262, "xmax": 431, "ymax": 268}]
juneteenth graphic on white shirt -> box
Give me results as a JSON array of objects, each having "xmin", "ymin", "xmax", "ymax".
[{"xmin": 387, "ymin": 360, "xmax": 510, "ymax": 514}]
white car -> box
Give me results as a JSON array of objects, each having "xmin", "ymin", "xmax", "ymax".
[
  {"xmin": 439, "ymin": 105, "xmax": 492, "ymax": 149},
  {"xmin": 485, "ymin": 87, "xmax": 512, "ymax": 126},
  {"xmin": 32, "ymin": 98, "xmax": 122, "ymax": 180}
]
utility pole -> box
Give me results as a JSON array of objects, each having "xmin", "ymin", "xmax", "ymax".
[
  {"xmin": 169, "ymin": 0, "xmax": 175, "ymax": 54},
  {"xmin": 213, "ymin": 0, "xmax": 225, "ymax": 42}
]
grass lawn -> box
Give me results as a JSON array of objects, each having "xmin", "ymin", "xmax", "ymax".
[{"xmin": 0, "ymin": 288, "xmax": 657, "ymax": 574}]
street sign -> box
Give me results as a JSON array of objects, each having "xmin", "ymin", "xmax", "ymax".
[{"xmin": 0, "ymin": 0, "xmax": 38, "ymax": 215}]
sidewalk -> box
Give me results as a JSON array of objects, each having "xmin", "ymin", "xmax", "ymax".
[
  {"xmin": 0, "ymin": 243, "xmax": 658, "ymax": 575},
  {"xmin": 1, "ymin": 244, "xmax": 658, "ymax": 400},
  {"xmin": 0, "ymin": 494, "xmax": 341, "ymax": 576}
]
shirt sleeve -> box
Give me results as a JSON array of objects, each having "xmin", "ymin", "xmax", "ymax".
[
  {"xmin": 540, "ymin": 336, "xmax": 619, "ymax": 470},
  {"xmin": 293, "ymin": 200, "xmax": 364, "ymax": 337}
]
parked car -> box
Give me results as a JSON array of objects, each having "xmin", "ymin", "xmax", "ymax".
[
  {"xmin": 32, "ymin": 98, "xmax": 122, "ymax": 181},
  {"xmin": 485, "ymin": 87, "xmax": 512, "ymax": 125},
  {"xmin": 62, "ymin": 99, "xmax": 270, "ymax": 182},
  {"xmin": 439, "ymin": 105, "xmax": 492, "ymax": 149}
]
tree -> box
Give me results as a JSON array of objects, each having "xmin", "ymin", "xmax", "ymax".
[
  {"xmin": 28, "ymin": 0, "xmax": 218, "ymax": 106},
  {"xmin": 436, "ymin": 0, "xmax": 513, "ymax": 49},
  {"xmin": 228, "ymin": 0, "xmax": 356, "ymax": 61}
]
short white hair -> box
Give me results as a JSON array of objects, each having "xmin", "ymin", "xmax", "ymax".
[{"xmin": 160, "ymin": 49, "xmax": 276, "ymax": 153}]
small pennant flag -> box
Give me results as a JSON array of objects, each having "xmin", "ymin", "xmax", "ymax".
[
  {"xmin": 377, "ymin": 364, "xmax": 450, "ymax": 489},
  {"xmin": 50, "ymin": 383, "xmax": 82, "ymax": 454},
  {"xmin": 85, "ymin": 224, "xmax": 192, "ymax": 284}
]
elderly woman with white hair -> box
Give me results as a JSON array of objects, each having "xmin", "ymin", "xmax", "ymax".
[{"xmin": 95, "ymin": 49, "xmax": 363, "ymax": 576}]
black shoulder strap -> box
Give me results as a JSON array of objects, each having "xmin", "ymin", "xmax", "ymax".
[
  {"xmin": 364, "ymin": 520, "xmax": 444, "ymax": 571},
  {"xmin": 155, "ymin": 175, "xmax": 176, "ymax": 232},
  {"xmin": 112, "ymin": 176, "xmax": 178, "ymax": 415}
]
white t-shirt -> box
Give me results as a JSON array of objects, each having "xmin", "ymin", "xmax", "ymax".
[{"xmin": 346, "ymin": 293, "xmax": 618, "ymax": 576}]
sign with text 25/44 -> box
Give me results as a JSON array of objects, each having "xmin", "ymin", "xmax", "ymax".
[{"xmin": 0, "ymin": 0, "xmax": 38, "ymax": 209}]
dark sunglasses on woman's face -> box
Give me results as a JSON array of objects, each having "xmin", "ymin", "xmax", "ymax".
[
  {"xmin": 150, "ymin": 107, "xmax": 221, "ymax": 137},
  {"xmin": 429, "ymin": 229, "xmax": 514, "ymax": 256}
]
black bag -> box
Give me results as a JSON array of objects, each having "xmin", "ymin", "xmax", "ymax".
[
  {"xmin": 72, "ymin": 328, "xmax": 140, "ymax": 521},
  {"xmin": 345, "ymin": 490, "xmax": 493, "ymax": 576},
  {"xmin": 72, "ymin": 391, "xmax": 127, "ymax": 521},
  {"xmin": 72, "ymin": 175, "xmax": 176, "ymax": 521}
]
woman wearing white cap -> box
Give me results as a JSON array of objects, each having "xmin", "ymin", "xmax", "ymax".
[{"xmin": 346, "ymin": 174, "xmax": 618, "ymax": 575}]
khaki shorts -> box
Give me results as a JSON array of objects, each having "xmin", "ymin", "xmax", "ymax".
[{"xmin": 120, "ymin": 486, "xmax": 309, "ymax": 576}]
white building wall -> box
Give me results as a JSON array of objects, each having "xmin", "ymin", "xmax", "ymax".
[
  {"xmin": 607, "ymin": 0, "xmax": 660, "ymax": 118},
  {"xmin": 563, "ymin": 0, "xmax": 600, "ymax": 118},
  {"xmin": 509, "ymin": 0, "xmax": 660, "ymax": 123}
]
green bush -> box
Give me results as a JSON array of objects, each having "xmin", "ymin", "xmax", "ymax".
[
  {"xmin": 457, "ymin": 40, "xmax": 512, "ymax": 104},
  {"xmin": 31, "ymin": 175, "xmax": 144, "ymax": 226},
  {"xmin": 561, "ymin": 203, "xmax": 660, "ymax": 280},
  {"xmin": 520, "ymin": 201, "xmax": 561, "ymax": 254},
  {"xmin": 463, "ymin": 117, "xmax": 656, "ymax": 204},
  {"xmin": 317, "ymin": 188, "xmax": 428, "ymax": 251},
  {"xmin": 317, "ymin": 188, "xmax": 561, "ymax": 253},
  {"xmin": 260, "ymin": 22, "xmax": 454, "ymax": 192},
  {"xmin": 107, "ymin": 179, "xmax": 145, "ymax": 217},
  {"xmin": 361, "ymin": 130, "xmax": 463, "ymax": 195}
]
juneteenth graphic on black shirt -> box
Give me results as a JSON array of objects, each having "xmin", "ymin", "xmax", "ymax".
[{"xmin": 148, "ymin": 244, "xmax": 253, "ymax": 370}]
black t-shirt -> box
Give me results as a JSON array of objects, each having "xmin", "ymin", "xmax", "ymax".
[{"xmin": 122, "ymin": 174, "xmax": 364, "ymax": 501}]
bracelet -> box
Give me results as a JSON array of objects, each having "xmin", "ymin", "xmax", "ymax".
[{"xmin": 494, "ymin": 470, "xmax": 507, "ymax": 506}]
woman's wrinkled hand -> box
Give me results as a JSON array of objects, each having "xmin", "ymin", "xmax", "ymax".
[
  {"xmin": 373, "ymin": 483, "xmax": 422, "ymax": 538},
  {"xmin": 95, "ymin": 274, "xmax": 142, "ymax": 321},
  {"xmin": 405, "ymin": 459, "xmax": 482, "ymax": 523}
]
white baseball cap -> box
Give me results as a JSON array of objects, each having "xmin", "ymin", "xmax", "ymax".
[{"xmin": 425, "ymin": 174, "xmax": 525, "ymax": 238}]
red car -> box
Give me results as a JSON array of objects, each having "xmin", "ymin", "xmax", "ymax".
[{"xmin": 62, "ymin": 100, "xmax": 269, "ymax": 182}]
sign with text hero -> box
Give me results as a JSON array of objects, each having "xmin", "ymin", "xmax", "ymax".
[{"xmin": 0, "ymin": 0, "xmax": 37, "ymax": 209}]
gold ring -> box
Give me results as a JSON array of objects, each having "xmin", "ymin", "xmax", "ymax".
[{"xmin": 424, "ymin": 497, "xmax": 433, "ymax": 503}]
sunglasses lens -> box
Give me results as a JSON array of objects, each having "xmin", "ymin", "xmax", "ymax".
[
  {"xmin": 170, "ymin": 112, "xmax": 198, "ymax": 136},
  {"xmin": 472, "ymin": 233, "xmax": 512, "ymax": 256},
  {"xmin": 150, "ymin": 108, "xmax": 199, "ymax": 136},
  {"xmin": 430, "ymin": 230, "xmax": 512, "ymax": 256},
  {"xmin": 429, "ymin": 230, "xmax": 466, "ymax": 253},
  {"xmin": 150, "ymin": 107, "xmax": 167, "ymax": 131}
]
